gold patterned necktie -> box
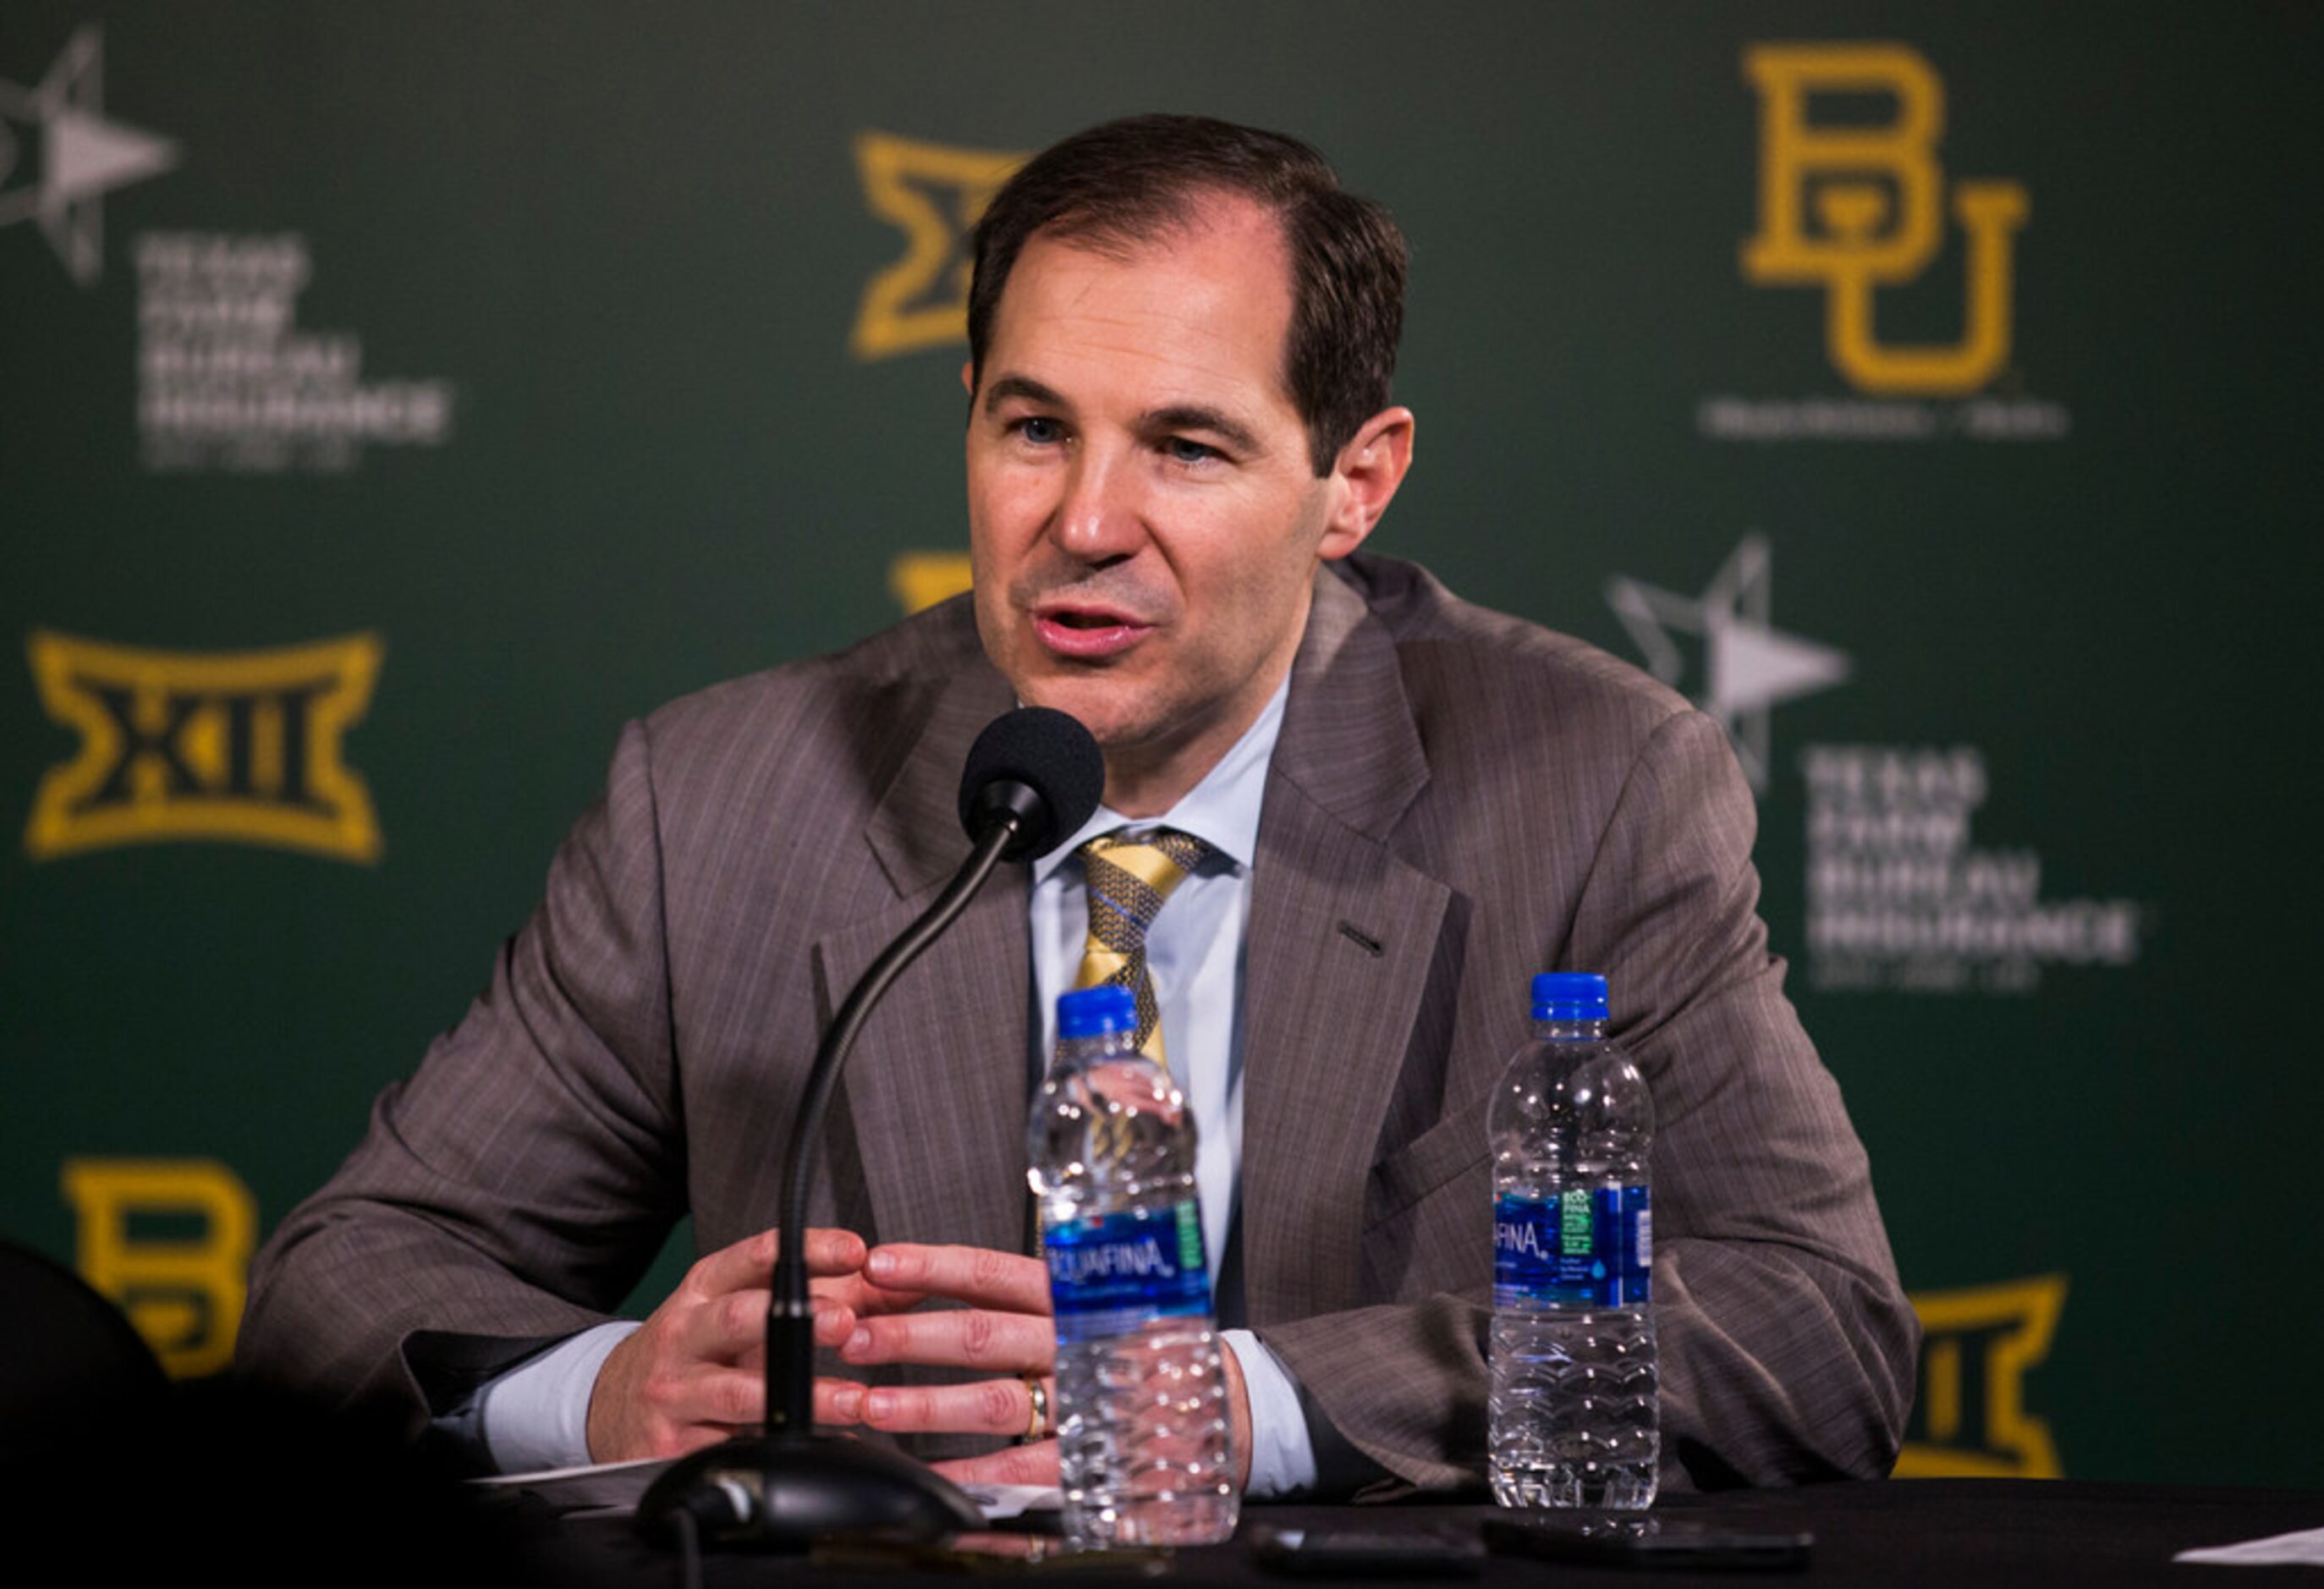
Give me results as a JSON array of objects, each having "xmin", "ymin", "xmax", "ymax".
[{"xmin": 1073, "ymin": 828, "xmax": 1211, "ymax": 1072}]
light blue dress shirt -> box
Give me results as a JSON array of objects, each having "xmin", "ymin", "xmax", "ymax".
[{"xmin": 459, "ymin": 680, "xmax": 1318, "ymax": 1496}]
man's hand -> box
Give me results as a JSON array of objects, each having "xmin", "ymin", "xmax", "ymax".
[
  {"xmin": 832, "ymin": 1243, "xmax": 1255, "ymax": 1491},
  {"xmin": 585, "ymin": 1226, "xmax": 872, "ymax": 1463},
  {"xmin": 829, "ymin": 1243, "xmax": 1058, "ymax": 1485}
]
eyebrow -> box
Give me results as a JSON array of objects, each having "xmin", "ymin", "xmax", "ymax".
[
  {"xmin": 1143, "ymin": 404, "xmax": 1263, "ymax": 458},
  {"xmin": 981, "ymin": 374, "xmax": 1066, "ymax": 415}
]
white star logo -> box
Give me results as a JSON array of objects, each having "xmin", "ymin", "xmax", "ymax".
[
  {"xmin": 1605, "ymin": 535, "xmax": 1851, "ymax": 791},
  {"xmin": 0, "ymin": 26, "xmax": 180, "ymax": 287}
]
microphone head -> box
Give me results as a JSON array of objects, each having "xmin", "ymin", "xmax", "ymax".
[{"xmin": 958, "ymin": 707, "xmax": 1106, "ymax": 860}]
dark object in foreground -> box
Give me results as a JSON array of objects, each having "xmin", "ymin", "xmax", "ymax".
[
  {"xmin": 1251, "ymin": 1520, "xmax": 1486, "ymax": 1576},
  {"xmin": 0, "ymin": 1239, "xmax": 170, "ymax": 1454},
  {"xmin": 1483, "ymin": 1513, "xmax": 1812, "ymax": 1571},
  {"xmin": 1, "ymin": 1306, "xmax": 521, "ymax": 1585}
]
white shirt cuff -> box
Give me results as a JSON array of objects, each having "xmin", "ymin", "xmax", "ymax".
[
  {"xmin": 456, "ymin": 1321, "xmax": 1312, "ymax": 1489},
  {"xmin": 1222, "ymin": 1328, "xmax": 1317, "ymax": 1499},
  {"xmin": 474, "ymin": 1319, "xmax": 640, "ymax": 1474}
]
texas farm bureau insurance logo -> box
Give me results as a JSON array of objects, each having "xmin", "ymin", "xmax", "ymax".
[
  {"xmin": 1606, "ymin": 535, "xmax": 1850, "ymax": 794},
  {"xmin": 3, "ymin": 26, "xmax": 454, "ymax": 472},
  {"xmin": 25, "ymin": 632, "xmax": 383, "ymax": 863},
  {"xmin": 1701, "ymin": 43, "xmax": 2069, "ymax": 444},
  {"xmin": 1605, "ymin": 538, "xmax": 2145, "ymax": 996}
]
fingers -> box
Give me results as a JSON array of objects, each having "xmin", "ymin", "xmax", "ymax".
[
  {"xmin": 689, "ymin": 1226, "xmax": 867, "ymax": 1298},
  {"xmin": 585, "ymin": 1235, "xmax": 871, "ymax": 1463},
  {"xmin": 816, "ymin": 1377, "xmax": 868, "ymax": 1426},
  {"xmin": 810, "ymin": 1267, "xmax": 925, "ymax": 1318},
  {"xmin": 841, "ymin": 1303, "xmax": 1053, "ymax": 1374},
  {"xmin": 658, "ymin": 1365, "xmax": 766, "ymax": 1430},
  {"xmin": 679, "ymin": 1226, "xmax": 888, "ymax": 1345},
  {"xmin": 591, "ymin": 1360, "xmax": 871, "ymax": 1457},
  {"xmin": 809, "ymin": 1240, "xmax": 1025, "ymax": 1320},
  {"xmin": 850, "ymin": 1375, "xmax": 1053, "ymax": 1438},
  {"xmin": 1219, "ymin": 1337, "xmax": 1254, "ymax": 1491},
  {"xmin": 835, "ymin": 1245, "xmax": 1053, "ymax": 1380},
  {"xmin": 933, "ymin": 1437, "xmax": 1061, "ymax": 1491},
  {"xmin": 864, "ymin": 1244, "xmax": 1050, "ymax": 1315},
  {"xmin": 591, "ymin": 1234, "xmax": 1064, "ymax": 1463},
  {"xmin": 662, "ymin": 1284, "xmax": 855, "ymax": 1366}
]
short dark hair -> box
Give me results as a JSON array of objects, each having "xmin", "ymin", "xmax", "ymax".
[{"xmin": 967, "ymin": 114, "xmax": 1407, "ymax": 477}]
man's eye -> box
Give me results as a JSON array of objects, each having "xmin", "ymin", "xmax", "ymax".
[
  {"xmin": 1164, "ymin": 437, "xmax": 1217, "ymax": 465},
  {"xmin": 1015, "ymin": 416, "xmax": 1063, "ymax": 445}
]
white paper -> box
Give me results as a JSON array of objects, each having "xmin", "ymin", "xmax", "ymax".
[
  {"xmin": 2176, "ymin": 1526, "xmax": 2324, "ymax": 1566},
  {"xmin": 963, "ymin": 1483, "xmax": 1063, "ymax": 1522}
]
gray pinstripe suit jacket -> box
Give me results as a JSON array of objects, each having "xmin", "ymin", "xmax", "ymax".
[{"xmin": 241, "ymin": 553, "xmax": 1916, "ymax": 1492}]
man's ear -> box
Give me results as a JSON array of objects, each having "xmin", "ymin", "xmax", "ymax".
[
  {"xmin": 960, "ymin": 360, "xmax": 975, "ymax": 398},
  {"xmin": 1316, "ymin": 407, "xmax": 1415, "ymax": 561}
]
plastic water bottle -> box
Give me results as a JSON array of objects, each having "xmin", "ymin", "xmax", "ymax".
[
  {"xmin": 1028, "ymin": 984, "xmax": 1239, "ymax": 1546},
  {"xmin": 1487, "ymin": 972, "xmax": 1658, "ymax": 1508}
]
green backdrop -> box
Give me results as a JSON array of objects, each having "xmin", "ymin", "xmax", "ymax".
[{"xmin": 4, "ymin": 2, "xmax": 2316, "ymax": 1487}]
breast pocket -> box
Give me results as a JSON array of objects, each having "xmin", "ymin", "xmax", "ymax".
[{"xmin": 1361, "ymin": 1086, "xmax": 1494, "ymax": 1302}]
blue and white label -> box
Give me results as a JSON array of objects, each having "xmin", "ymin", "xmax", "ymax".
[
  {"xmin": 1494, "ymin": 1186, "xmax": 1651, "ymax": 1307},
  {"xmin": 1043, "ymin": 1200, "xmax": 1211, "ymax": 1344}
]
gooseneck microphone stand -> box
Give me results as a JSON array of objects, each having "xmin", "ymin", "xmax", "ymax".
[{"xmin": 636, "ymin": 708, "xmax": 1102, "ymax": 1552}]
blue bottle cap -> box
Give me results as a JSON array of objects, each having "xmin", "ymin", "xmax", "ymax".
[
  {"xmin": 1057, "ymin": 984, "xmax": 1137, "ymax": 1040},
  {"xmin": 1530, "ymin": 972, "xmax": 1609, "ymax": 1021}
]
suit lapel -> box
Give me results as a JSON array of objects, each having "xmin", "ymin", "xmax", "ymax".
[
  {"xmin": 812, "ymin": 661, "xmax": 1032, "ymax": 1256},
  {"xmin": 1241, "ymin": 569, "xmax": 1452, "ymax": 1322},
  {"xmin": 810, "ymin": 568, "xmax": 1451, "ymax": 1280}
]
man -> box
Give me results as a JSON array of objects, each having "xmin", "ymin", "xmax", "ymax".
[{"xmin": 241, "ymin": 115, "xmax": 1916, "ymax": 1496}]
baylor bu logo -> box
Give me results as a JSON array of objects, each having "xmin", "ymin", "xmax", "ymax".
[
  {"xmin": 1743, "ymin": 44, "xmax": 2030, "ymax": 396},
  {"xmin": 25, "ymin": 631, "xmax": 382, "ymax": 862},
  {"xmin": 850, "ymin": 131, "xmax": 1024, "ymax": 360},
  {"xmin": 62, "ymin": 1158, "xmax": 256, "ymax": 1377}
]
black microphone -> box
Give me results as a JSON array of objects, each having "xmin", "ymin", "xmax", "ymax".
[
  {"xmin": 637, "ymin": 707, "xmax": 1104, "ymax": 1553},
  {"xmin": 959, "ymin": 705, "xmax": 1109, "ymax": 860}
]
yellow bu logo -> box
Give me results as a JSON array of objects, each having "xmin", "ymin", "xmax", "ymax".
[
  {"xmin": 62, "ymin": 1159, "xmax": 257, "ymax": 1377},
  {"xmin": 1743, "ymin": 44, "xmax": 2029, "ymax": 395}
]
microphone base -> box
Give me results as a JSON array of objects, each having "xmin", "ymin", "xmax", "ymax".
[{"xmin": 635, "ymin": 1431, "xmax": 985, "ymax": 1553}]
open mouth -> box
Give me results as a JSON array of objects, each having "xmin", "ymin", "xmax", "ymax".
[{"xmin": 1034, "ymin": 605, "xmax": 1153, "ymax": 659}]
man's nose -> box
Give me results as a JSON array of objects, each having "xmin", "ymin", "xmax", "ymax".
[{"xmin": 1052, "ymin": 448, "xmax": 1146, "ymax": 564}]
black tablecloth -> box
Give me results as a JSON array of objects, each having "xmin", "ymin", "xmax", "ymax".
[{"xmin": 523, "ymin": 1482, "xmax": 2324, "ymax": 1588}]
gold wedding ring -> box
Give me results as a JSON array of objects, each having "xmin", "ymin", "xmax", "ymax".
[{"xmin": 1021, "ymin": 1373, "xmax": 1050, "ymax": 1442}]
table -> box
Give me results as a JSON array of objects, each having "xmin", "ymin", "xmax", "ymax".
[{"xmin": 518, "ymin": 1482, "xmax": 2324, "ymax": 1587}]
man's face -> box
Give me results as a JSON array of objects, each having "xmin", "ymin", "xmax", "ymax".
[{"xmin": 965, "ymin": 198, "xmax": 1351, "ymax": 812}]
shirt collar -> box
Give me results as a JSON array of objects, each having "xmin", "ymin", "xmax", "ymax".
[{"xmin": 1030, "ymin": 678, "xmax": 1288, "ymax": 885}]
